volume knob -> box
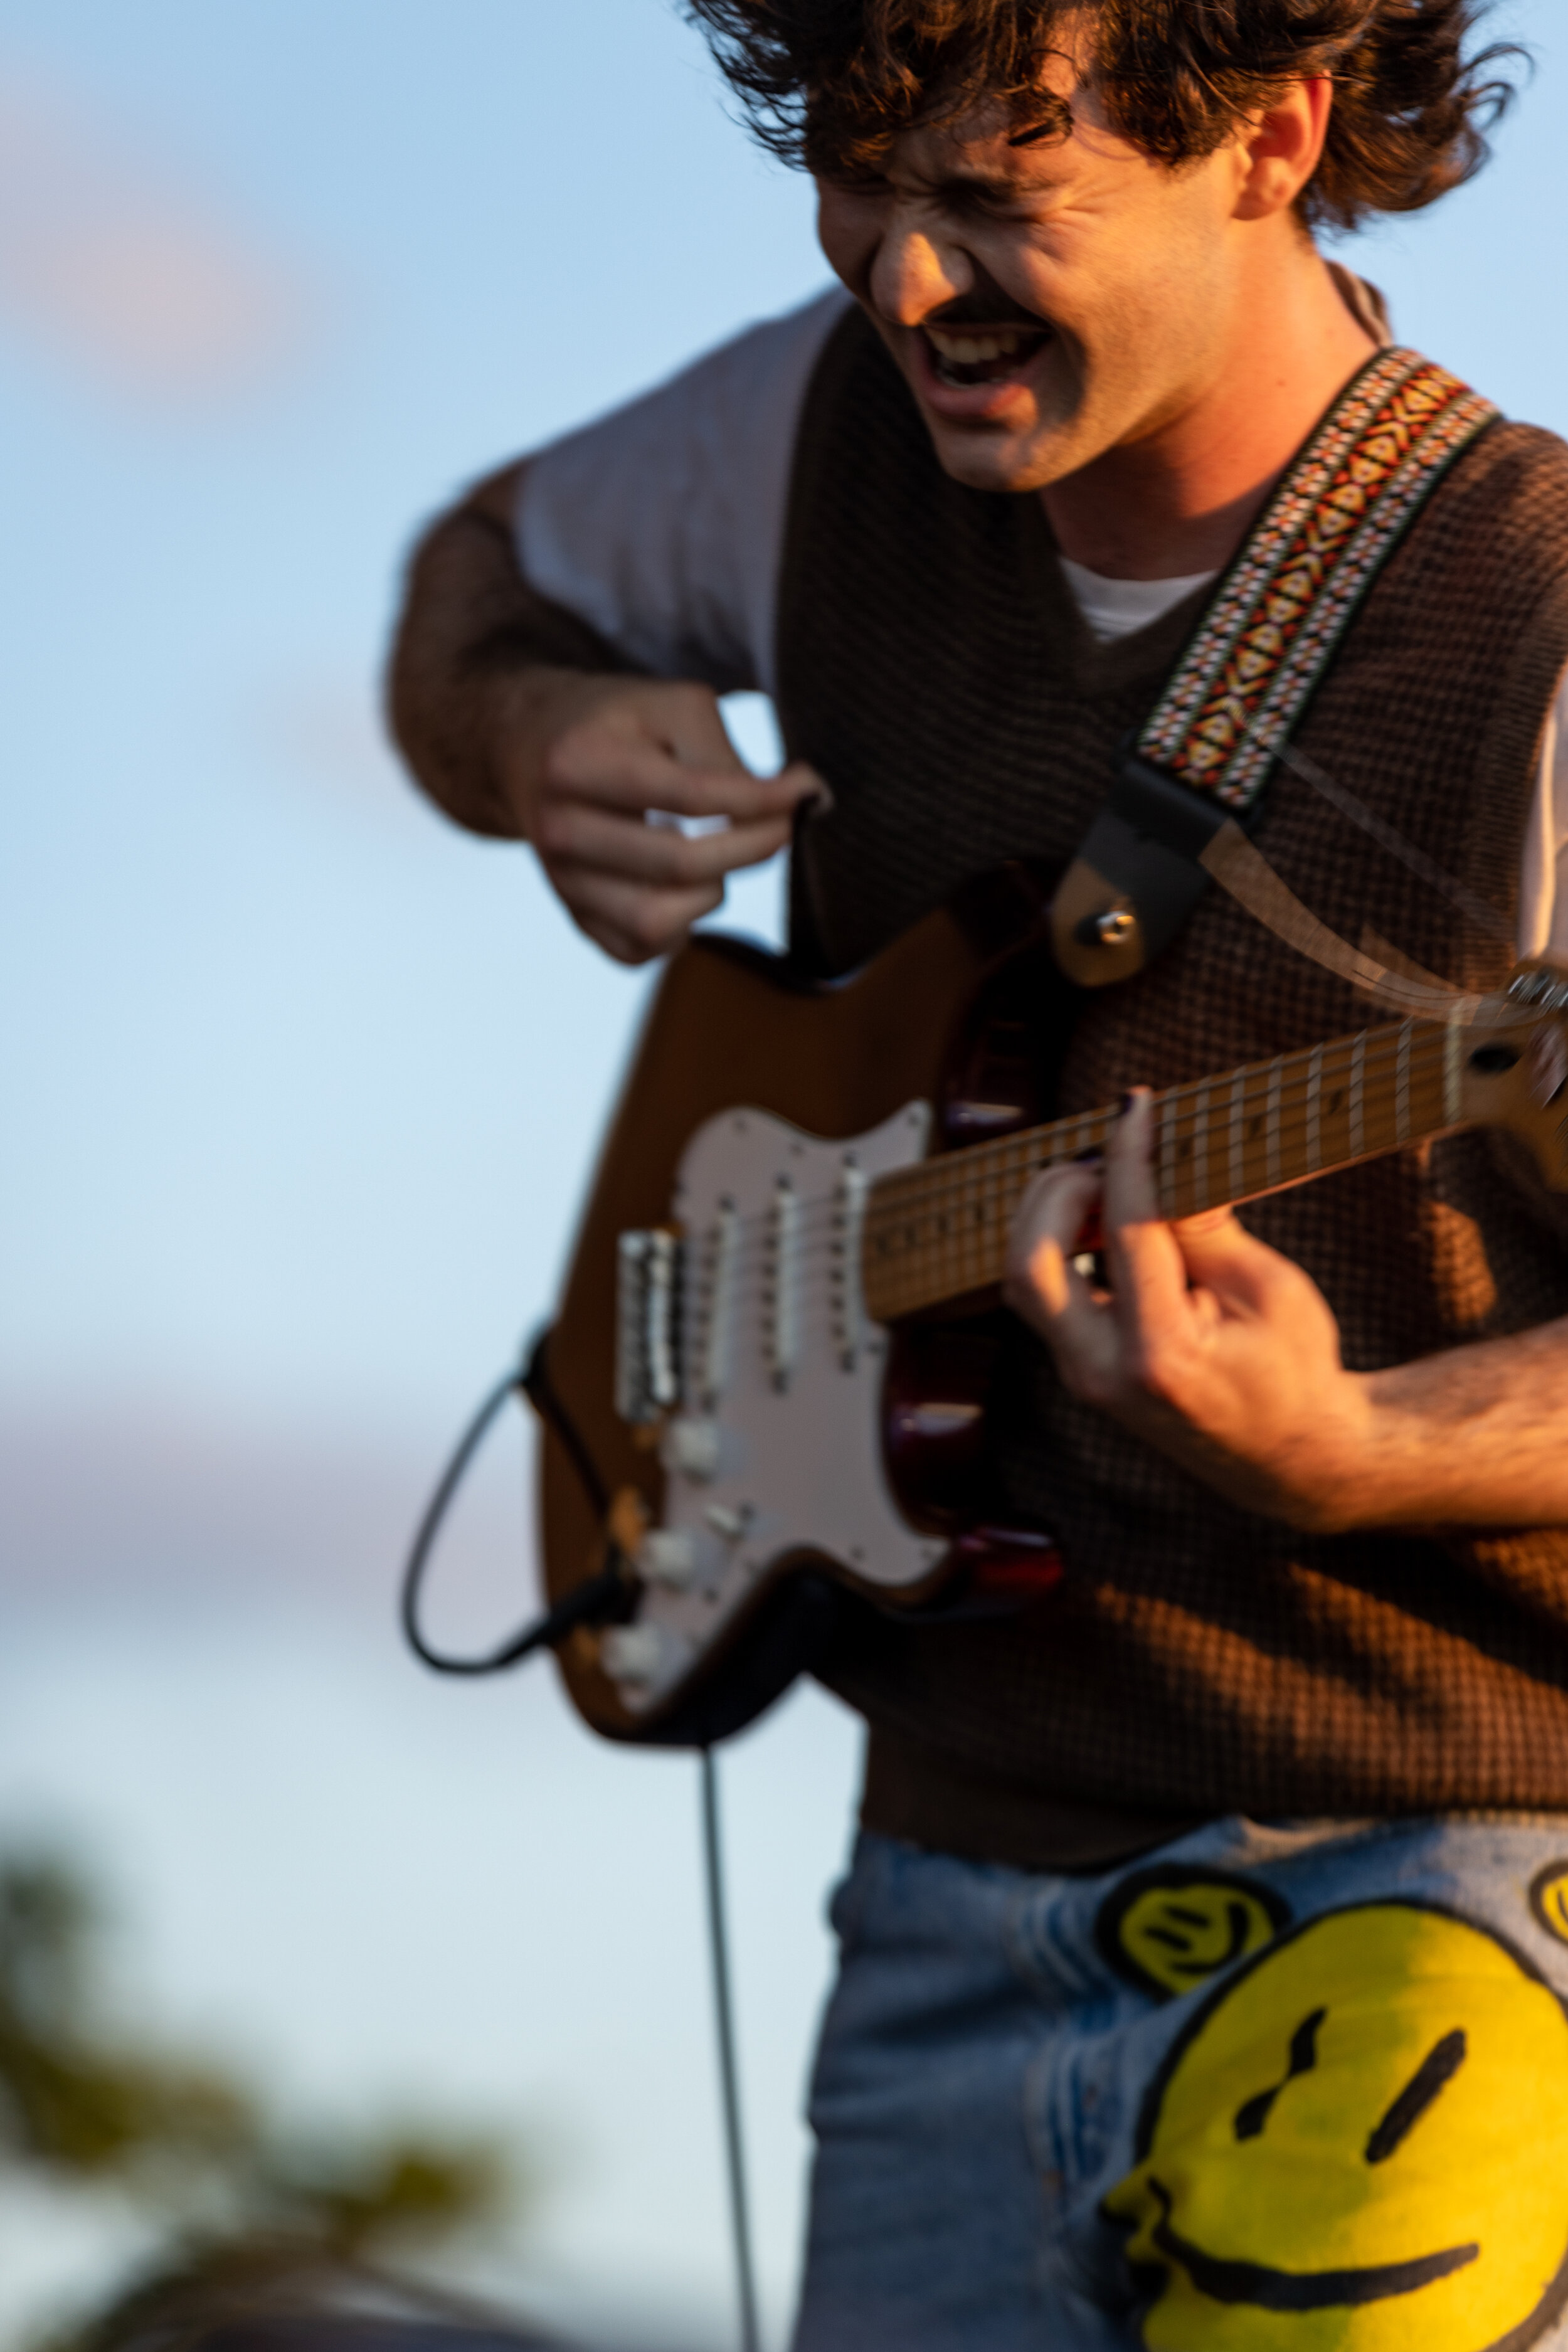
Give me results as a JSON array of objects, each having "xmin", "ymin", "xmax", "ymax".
[
  {"xmin": 599, "ymin": 1623, "xmax": 665, "ymax": 1685},
  {"xmin": 660, "ymin": 1416, "xmax": 722, "ymax": 1481},
  {"xmin": 637, "ymin": 1530, "xmax": 698, "ymax": 1589}
]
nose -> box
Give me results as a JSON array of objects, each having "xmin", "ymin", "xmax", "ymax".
[{"xmin": 869, "ymin": 208, "xmax": 973, "ymax": 327}]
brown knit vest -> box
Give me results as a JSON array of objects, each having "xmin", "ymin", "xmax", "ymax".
[{"xmin": 775, "ymin": 305, "xmax": 1568, "ymax": 1840}]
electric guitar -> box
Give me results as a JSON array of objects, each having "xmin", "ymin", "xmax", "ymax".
[{"xmin": 537, "ymin": 867, "xmax": 1568, "ymax": 1745}]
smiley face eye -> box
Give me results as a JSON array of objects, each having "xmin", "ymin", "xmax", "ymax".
[
  {"xmin": 1234, "ymin": 2006, "xmax": 1327, "ymax": 2141},
  {"xmin": 1143, "ymin": 1897, "xmax": 1253, "ymax": 1973},
  {"xmin": 1365, "ymin": 2029, "xmax": 1467, "ymax": 2164}
]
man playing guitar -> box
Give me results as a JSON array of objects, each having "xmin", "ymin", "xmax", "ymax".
[{"xmin": 389, "ymin": 3, "xmax": 1568, "ymax": 2343}]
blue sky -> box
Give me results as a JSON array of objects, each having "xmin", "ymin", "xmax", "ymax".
[
  {"xmin": 0, "ymin": 0, "xmax": 825, "ymax": 1435},
  {"xmin": 0, "ymin": 0, "xmax": 1562, "ymax": 2341}
]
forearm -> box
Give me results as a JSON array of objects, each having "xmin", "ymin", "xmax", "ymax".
[
  {"xmin": 1009, "ymin": 1102, "xmax": 1568, "ymax": 1540},
  {"xmin": 385, "ymin": 464, "xmax": 636, "ymax": 839},
  {"xmin": 1340, "ymin": 1316, "xmax": 1568, "ymax": 1532}
]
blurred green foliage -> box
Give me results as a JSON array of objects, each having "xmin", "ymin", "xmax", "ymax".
[{"xmin": 0, "ymin": 1853, "xmax": 521, "ymax": 2346}]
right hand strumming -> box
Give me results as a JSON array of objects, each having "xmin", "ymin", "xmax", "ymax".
[{"xmin": 507, "ymin": 672, "xmax": 822, "ymax": 964}]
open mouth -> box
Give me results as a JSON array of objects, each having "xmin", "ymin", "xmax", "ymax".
[{"xmin": 923, "ymin": 320, "xmax": 1051, "ymax": 388}]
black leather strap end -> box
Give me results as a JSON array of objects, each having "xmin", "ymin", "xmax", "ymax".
[{"xmin": 1110, "ymin": 750, "xmax": 1235, "ymax": 859}]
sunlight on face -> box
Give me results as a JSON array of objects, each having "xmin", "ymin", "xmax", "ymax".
[{"xmin": 814, "ymin": 23, "xmax": 1257, "ymax": 493}]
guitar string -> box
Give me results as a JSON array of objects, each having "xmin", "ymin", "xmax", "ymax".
[
  {"xmin": 672, "ymin": 1029, "xmax": 1459, "ymax": 1342},
  {"xmin": 672, "ymin": 1026, "xmax": 1481, "ymax": 1367},
  {"xmin": 676, "ymin": 1025, "xmax": 1455, "ymax": 1278},
  {"xmin": 699, "ymin": 1026, "xmax": 1439, "ymax": 1251},
  {"xmin": 870, "ymin": 1020, "xmax": 1442, "ymax": 1194},
  {"xmin": 869, "ymin": 1066, "xmax": 1451, "ymax": 1254},
  {"xmin": 864, "ymin": 1041, "xmax": 1449, "ymax": 1261},
  {"xmin": 867, "ymin": 1024, "xmax": 1450, "ymax": 1221},
  {"xmin": 864, "ymin": 1034, "xmax": 1460, "ymax": 1309}
]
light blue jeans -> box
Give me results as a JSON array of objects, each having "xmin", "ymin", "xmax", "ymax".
[{"xmin": 792, "ymin": 1816, "xmax": 1568, "ymax": 2351}]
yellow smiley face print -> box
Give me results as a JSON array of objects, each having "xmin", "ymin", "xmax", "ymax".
[
  {"xmin": 1098, "ymin": 1868, "xmax": 1291, "ymax": 2001},
  {"xmin": 1531, "ymin": 1862, "xmax": 1568, "ymax": 1949},
  {"xmin": 1104, "ymin": 1902, "xmax": 1568, "ymax": 2351}
]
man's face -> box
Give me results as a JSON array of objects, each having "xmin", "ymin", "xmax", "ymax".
[{"xmin": 815, "ymin": 31, "xmax": 1256, "ymax": 495}]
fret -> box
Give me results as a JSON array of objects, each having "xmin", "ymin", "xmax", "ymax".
[
  {"xmin": 1222, "ymin": 1077, "xmax": 1241, "ymax": 1204},
  {"xmin": 1395, "ymin": 1021, "xmax": 1412, "ymax": 1145},
  {"xmin": 1192, "ymin": 1081, "xmax": 1210, "ymax": 1214},
  {"xmin": 986, "ymin": 1145, "xmax": 1000, "ymax": 1270},
  {"xmin": 859, "ymin": 1017, "xmax": 1475, "ymax": 1326}
]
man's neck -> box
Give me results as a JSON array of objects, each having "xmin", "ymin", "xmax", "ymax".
[{"xmin": 1039, "ymin": 248, "xmax": 1379, "ymax": 581}]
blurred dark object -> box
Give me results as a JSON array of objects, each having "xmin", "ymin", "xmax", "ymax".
[
  {"xmin": 50, "ymin": 2238, "xmax": 570, "ymax": 2352},
  {"xmin": 0, "ymin": 1854, "xmax": 539, "ymax": 2352}
]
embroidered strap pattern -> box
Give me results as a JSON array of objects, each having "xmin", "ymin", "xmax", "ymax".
[{"xmin": 1137, "ymin": 349, "xmax": 1499, "ymax": 812}]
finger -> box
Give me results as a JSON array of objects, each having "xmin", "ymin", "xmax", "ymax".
[
  {"xmin": 1174, "ymin": 1207, "xmax": 1318, "ymax": 1319},
  {"xmin": 642, "ymin": 682, "xmax": 754, "ymax": 772},
  {"xmin": 547, "ymin": 734, "xmax": 817, "ymax": 824},
  {"xmin": 1008, "ymin": 1162, "xmax": 1104, "ymax": 1268},
  {"xmin": 1099, "ymin": 1089, "xmax": 1200, "ymax": 1355},
  {"xmin": 1100, "ymin": 1089, "xmax": 1163, "ymax": 1231},
  {"xmin": 556, "ymin": 869, "xmax": 723, "ymax": 964},
  {"xmin": 1004, "ymin": 1163, "xmax": 1104, "ymax": 1335},
  {"xmin": 538, "ymin": 801, "xmax": 795, "ymax": 884}
]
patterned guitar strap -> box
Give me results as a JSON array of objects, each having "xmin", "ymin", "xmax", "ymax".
[{"xmin": 1051, "ymin": 347, "xmax": 1500, "ymax": 991}]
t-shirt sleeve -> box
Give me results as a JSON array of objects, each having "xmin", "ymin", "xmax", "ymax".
[{"xmin": 514, "ymin": 285, "xmax": 852, "ymax": 701}]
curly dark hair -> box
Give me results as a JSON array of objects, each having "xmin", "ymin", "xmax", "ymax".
[{"xmin": 684, "ymin": 0, "xmax": 1522, "ymax": 233}]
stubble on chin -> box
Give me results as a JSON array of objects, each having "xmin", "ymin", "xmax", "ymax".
[{"xmin": 922, "ymin": 383, "xmax": 1100, "ymax": 497}]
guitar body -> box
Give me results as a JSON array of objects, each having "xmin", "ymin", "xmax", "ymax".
[
  {"xmin": 538, "ymin": 859, "xmax": 1568, "ymax": 1748},
  {"xmin": 540, "ymin": 867, "xmax": 1069, "ymax": 1744}
]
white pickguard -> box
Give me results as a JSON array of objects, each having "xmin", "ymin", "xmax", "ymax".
[{"xmin": 605, "ymin": 1101, "xmax": 941, "ymax": 1713}]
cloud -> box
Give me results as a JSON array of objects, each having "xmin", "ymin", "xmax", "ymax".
[
  {"xmin": 0, "ymin": 1392, "xmax": 539, "ymax": 1654},
  {"xmin": 0, "ymin": 61, "xmax": 312, "ymax": 399}
]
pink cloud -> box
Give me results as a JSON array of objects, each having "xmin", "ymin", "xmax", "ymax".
[
  {"xmin": 0, "ymin": 62, "xmax": 313, "ymax": 398},
  {"xmin": 0, "ymin": 1391, "xmax": 539, "ymax": 1653}
]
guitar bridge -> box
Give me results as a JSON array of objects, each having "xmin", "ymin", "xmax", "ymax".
[{"xmin": 615, "ymin": 1228, "xmax": 682, "ymax": 1426}]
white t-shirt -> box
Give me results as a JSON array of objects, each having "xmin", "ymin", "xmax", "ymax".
[{"xmin": 517, "ymin": 286, "xmax": 1568, "ymax": 959}]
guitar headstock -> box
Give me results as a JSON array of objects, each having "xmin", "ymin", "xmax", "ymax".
[{"xmin": 1459, "ymin": 960, "xmax": 1568, "ymax": 1190}]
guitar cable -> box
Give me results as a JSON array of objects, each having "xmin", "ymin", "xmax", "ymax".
[
  {"xmin": 702, "ymin": 1745, "xmax": 763, "ymax": 2352},
  {"xmin": 401, "ymin": 1338, "xmax": 762, "ymax": 2352},
  {"xmin": 399, "ymin": 1327, "xmax": 632, "ymax": 1677}
]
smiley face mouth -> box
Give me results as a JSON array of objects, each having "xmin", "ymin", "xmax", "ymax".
[{"xmin": 1147, "ymin": 2180, "xmax": 1480, "ymax": 2312}]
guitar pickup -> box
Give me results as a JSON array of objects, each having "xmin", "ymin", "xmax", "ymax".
[
  {"xmin": 830, "ymin": 1158, "xmax": 871, "ymax": 1370},
  {"xmin": 615, "ymin": 1228, "xmax": 682, "ymax": 1426},
  {"xmin": 764, "ymin": 1174, "xmax": 800, "ymax": 1392}
]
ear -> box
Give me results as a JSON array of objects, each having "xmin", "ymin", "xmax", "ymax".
[{"xmin": 1232, "ymin": 77, "xmax": 1333, "ymax": 223}]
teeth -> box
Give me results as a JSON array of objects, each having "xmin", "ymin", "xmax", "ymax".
[{"xmin": 926, "ymin": 326, "xmax": 1033, "ymax": 364}]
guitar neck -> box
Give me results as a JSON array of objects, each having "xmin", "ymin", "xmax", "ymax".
[{"xmin": 861, "ymin": 1014, "xmax": 1467, "ymax": 1324}]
